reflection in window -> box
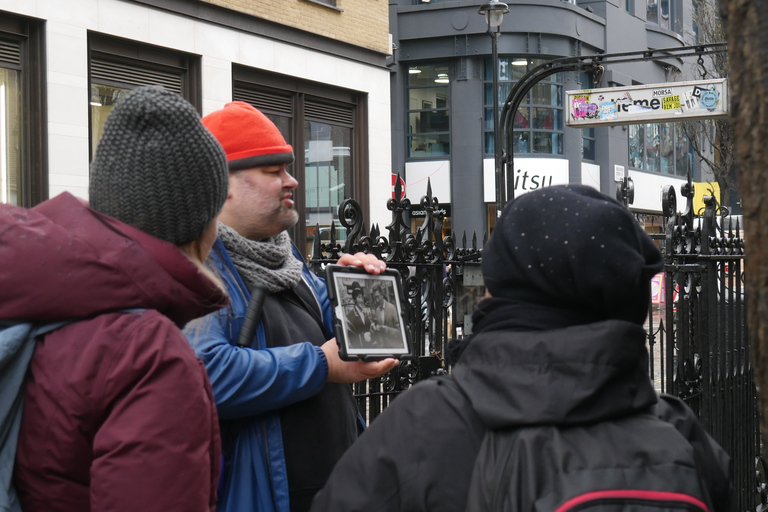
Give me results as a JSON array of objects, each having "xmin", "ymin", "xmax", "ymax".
[
  {"xmin": 304, "ymin": 120, "xmax": 352, "ymax": 249},
  {"xmin": 582, "ymin": 127, "xmax": 596, "ymax": 161},
  {"xmin": 647, "ymin": 0, "xmax": 681, "ymax": 32},
  {"xmin": 647, "ymin": 0, "xmax": 659, "ymax": 24},
  {"xmin": 407, "ymin": 64, "xmax": 450, "ymax": 158},
  {"xmin": 484, "ymin": 57, "xmax": 564, "ymax": 155},
  {"xmin": 90, "ymin": 84, "xmax": 130, "ymax": 160},
  {"xmin": 0, "ymin": 67, "xmax": 20, "ymax": 205},
  {"xmin": 628, "ymin": 122, "xmax": 691, "ymax": 176}
]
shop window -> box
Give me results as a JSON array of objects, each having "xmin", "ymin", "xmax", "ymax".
[
  {"xmin": 233, "ymin": 66, "xmax": 367, "ymax": 257},
  {"xmin": 407, "ymin": 63, "xmax": 450, "ymax": 158},
  {"xmin": 628, "ymin": 121, "xmax": 690, "ymax": 176},
  {"xmin": 0, "ymin": 13, "xmax": 45, "ymax": 207},
  {"xmin": 485, "ymin": 57, "xmax": 564, "ymax": 155},
  {"xmin": 88, "ymin": 33, "xmax": 201, "ymax": 160}
]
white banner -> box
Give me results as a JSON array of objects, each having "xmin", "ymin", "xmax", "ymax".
[{"xmin": 566, "ymin": 78, "xmax": 728, "ymax": 127}]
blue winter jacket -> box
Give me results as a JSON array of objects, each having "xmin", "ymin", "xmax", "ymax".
[{"xmin": 184, "ymin": 239, "xmax": 334, "ymax": 512}]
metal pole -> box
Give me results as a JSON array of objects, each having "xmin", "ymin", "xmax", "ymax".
[{"xmin": 491, "ymin": 27, "xmax": 502, "ymax": 216}]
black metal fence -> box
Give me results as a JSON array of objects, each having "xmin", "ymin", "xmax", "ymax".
[
  {"xmin": 307, "ymin": 176, "xmax": 759, "ymax": 509},
  {"xmin": 656, "ymin": 177, "xmax": 757, "ymax": 511}
]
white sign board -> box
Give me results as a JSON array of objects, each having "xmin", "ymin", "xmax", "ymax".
[
  {"xmin": 566, "ymin": 78, "xmax": 728, "ymax": 127},
  {"xmin": 483, "ymin": 158, "xmax": 569, "ymax": 202}
]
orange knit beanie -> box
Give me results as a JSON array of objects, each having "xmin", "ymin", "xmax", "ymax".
[{"xmin": 201, "ymin": 101, "xmax": 294, "ymax": 171}]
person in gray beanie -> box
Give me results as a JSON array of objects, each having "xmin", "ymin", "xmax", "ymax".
[
  {"xmin": 3, "ymin": 85, "xmax": 229, "ymax": 512},
  {"xmin": 310, "ymin": 185, "xmax": 732, "ymax": 512},
  {"xmin": 89, "ymin": 85, "xmax": 228, "ymax": 245}
]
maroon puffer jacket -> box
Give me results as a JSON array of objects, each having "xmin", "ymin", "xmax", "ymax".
[{"xmin": 1, "ymin": 193, "xmax": 228, "ymax": 512}]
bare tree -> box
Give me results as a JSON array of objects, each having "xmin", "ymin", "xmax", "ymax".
[
  {"xmin": 717, "ymin": 0, "xmax": 768, "ymax": 440},
  {"xmin": 677, "ymin": 0, "xmax": 735, "ymax": 208}
]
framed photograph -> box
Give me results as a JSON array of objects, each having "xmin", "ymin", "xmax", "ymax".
[{"xmin": 325, "ymin": 264, "xmax": 412, "ymax": 361}]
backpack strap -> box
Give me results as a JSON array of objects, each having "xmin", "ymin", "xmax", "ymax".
[{"xmin": 488, "ymin": 427, "xmax": 523, "ymax": 511}]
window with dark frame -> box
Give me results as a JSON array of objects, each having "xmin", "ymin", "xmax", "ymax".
[
  {"xmin": 579, "ymin": 72, "xmax": 596, "ymax": 161},
  {"xmin": 233, "ymin": 66, "xmax": 368, "ymax": 257},
  {"xmin": 0, "ymin": 13, "xmax": 46, "ymax": 207},
  {"xmin": 88, "ymin": 33, "xmax": 201, "ymax": 162},
  {"xmin": 406, "ymin": 63, "xmax": 450, "ymax": 159},
  {"xmin": 484, "ymin": 57, "xmax": 564, "ymax": 156},
  {"xmin": 628, "ymin": 121, "xmax": 691, "ymax": 176}
]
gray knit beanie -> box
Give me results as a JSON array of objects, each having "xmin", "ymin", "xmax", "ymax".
[{"xmin": 89, "ymin": 85, "xmax": 228, "ymax": 245}]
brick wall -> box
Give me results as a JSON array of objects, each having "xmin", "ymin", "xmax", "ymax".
[{"xmin": 201, "ymin": 0, "xmax": 390, "ymax": 54}]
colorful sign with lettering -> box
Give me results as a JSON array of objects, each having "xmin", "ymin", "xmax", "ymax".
[{"xmin": 565, "ymin": 78, "xmax": 728, "ymax": 127}]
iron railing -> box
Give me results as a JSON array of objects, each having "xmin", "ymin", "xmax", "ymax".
[{"xmin": 307, "ymin": 173, "xmax": 759, "ymax": 509}]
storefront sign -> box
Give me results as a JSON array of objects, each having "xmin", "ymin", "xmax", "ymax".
[
  {"xmin": 566, "ymin": 78, "xmax": 728, "ymax": 127},
  {"xmin": 409, "ymin": 204, "xmax": 451, "ymax": 218},
  {"xmin": 483, "ymin": 158, "xmax": 570, "ymax": 203}
]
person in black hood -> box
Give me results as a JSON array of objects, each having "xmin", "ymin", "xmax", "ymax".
[{"xmin": 310, "ymin": 185, "xmax": 732, "ymax": 512}]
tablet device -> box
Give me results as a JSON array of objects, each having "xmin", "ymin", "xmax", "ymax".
[{"xmin": 325, "ymin": 264, "xmax": 412, "ymax": 361}]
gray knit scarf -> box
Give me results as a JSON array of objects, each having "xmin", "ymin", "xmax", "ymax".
[{"xmin": 217, "ymin": 222, "xmax": 303, "ymax": 293}]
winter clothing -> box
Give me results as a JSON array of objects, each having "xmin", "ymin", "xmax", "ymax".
[
  {"xmin": 482, "ymin": 184, "xmax": 663, "ymax": 325},
  {"xmin": 309, "ymin": 302, "xmax": 732, "ymax": 512},
  {"xmin": 89, "ymin": 85, "xmax": 228, "ymax": 245},
  {"xmin": 2, "ymin": 192, "xmax": 227, "ymax": 512},
  {"xmin": 184, "ymin": 237, "xmax": 361, "ymax": 512},
  {"xmin": 310, "ymin": 186, "xmax": 731, "ymax": 512},
  {"xmin": 218, "ymin": 222, "xmax": 303, "ymax": 293},
  {"xmin": 201, "ymin": 101, "xmax": 294, "ymax": 170}
]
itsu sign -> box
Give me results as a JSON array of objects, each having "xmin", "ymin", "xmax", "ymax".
[{"xmin": 566, "ymin": 78, "xmax": 728, "ymax": 127}]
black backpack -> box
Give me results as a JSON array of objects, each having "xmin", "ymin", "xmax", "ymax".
[
  {"xmin": 437, "ymin": 376, "xmax": 715, "ymax": 512},
  {"xmin": 464, "ymin": 425, "xmax": 712, "ymax": 512}
]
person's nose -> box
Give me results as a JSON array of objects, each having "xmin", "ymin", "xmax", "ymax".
[{"xmin": 282, "ymin": 169, "xmax": 299, "ymax": 190}]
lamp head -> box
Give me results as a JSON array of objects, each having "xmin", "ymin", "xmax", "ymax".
[{"xmin": 478, "ymin": 0, "xmax": 509, "ymax": 29}]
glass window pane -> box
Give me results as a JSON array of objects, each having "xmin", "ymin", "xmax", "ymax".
[
  {"xmin": 532, "ymin": 108, "xmax": 562, "ymax": 130},
  {"xmin": 582, "ymin": 127, "xmax": 596, "ymax": 161},
  {"xmin": 409, "ymin": 87, "xmax": 449, "ymax": 110},
  {"xmin": 485, "ymin": 131, "xmax": 494, "ymax": 155},
  {"xmin": 675, "ymin": 127, "xmax": 691, "ymax": 177},
  {"xmin": 531, "ymin": 59, "xmax": 562, "ymax": 82},
  {"xmin": 645, "ymin": 123, "xmax": 660, "ymax": 171},
  {"xmin": 265, "ymin": 113, "xmax": 293, "ymax": 176},
  {"xmin": 408, "ymin": 65, "xmax": 450, "ymax": 87},
  {"xmin": 582, "ymin": 138, "xmax": 596, "ymax": 161},
  {"xmin": 409, "ymin": 110, "xmax": 449, "ymax": 134},
  {"xmin": 484, "ymin": 107, "xmax": 493, "ymax": 131},
  {"xmin": 513, "ymin": 132, "xmax": 530, "ymax": 154},
  {"xmin": 90, "ymin": 84, "xmax": 131, "ymax": 160},
  {"xmin": 647, "ymin": 0, "xmax": 659, "ymax": 24},
  {"xmin": 407, "ymin": 63, "xmax": 450, "ymax": 159},
  {"xmin": 660, "ymin": 0, "xmax": 670, "ymax": 29},
  {"xmin": 659, "ymin": 123, "xmax": 673, "ymax": 174},
  {"xmin": 409, "ymin": 134, "xmax": 450, "ymax": 157},
  {"xmin": 533, "ymin": 132, "xmax": 562, "ymax": 154},
  {"xmin": 629, "ymin": 124, "xmax": 644, "ymax": 168},
  {"xmin": 496, "ymin": 57, "xmax": 529, "ymax": 81},
  {"xmin": 304, "ymin": 120, "xmax": 352, "ymax": 237},
  {"xmin": 531, "ymin": 84, "xmax": 562, "ymax": 107},
  {"xmin": 1, "ymin": 68, "xmax": 21, "ymax": 205},
  {"xmin": 514, "ymin": 108, "xmax": 529, "ymax": 129}
]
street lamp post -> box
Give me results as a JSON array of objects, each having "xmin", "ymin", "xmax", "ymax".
[{"xmin": 479, "ymin": 0, "xmax": 508, "ymax": 217}]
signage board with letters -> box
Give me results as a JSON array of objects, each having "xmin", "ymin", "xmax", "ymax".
[{"xmin": 566, "ymin": 78, "xmax": 728, "ymax": 127}]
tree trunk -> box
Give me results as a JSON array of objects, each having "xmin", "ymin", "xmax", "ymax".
[{"xmin": 718, "ymin": 0, "xmax": 768, "ymax": 441}]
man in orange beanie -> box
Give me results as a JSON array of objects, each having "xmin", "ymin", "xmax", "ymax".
[{"xmin": 184, "ymin": 101, "xmax": 397, "ymax": 512}]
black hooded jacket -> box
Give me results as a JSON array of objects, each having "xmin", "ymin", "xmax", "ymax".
[{"xmin": 309, "ymin": 318, "xmax": 732, "ymax": 512}]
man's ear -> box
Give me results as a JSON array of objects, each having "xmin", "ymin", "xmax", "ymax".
[{"xmin": 226, "ymin": 172, "xmax": 236, "ymax": 199}]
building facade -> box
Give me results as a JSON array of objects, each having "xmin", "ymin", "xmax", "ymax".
[
  {"xmin": 389, "ymin": 0, "xmax": 707, "ymax": 238},
  {"xmin": 0, "ymin": 0, "xmax": 393, "ymax": 257}
]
